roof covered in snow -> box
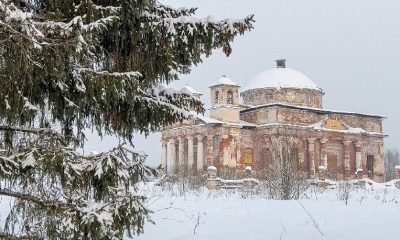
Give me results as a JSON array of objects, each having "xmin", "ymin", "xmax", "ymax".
[
  {"xmin": 189, "ymin": 112, "xmax": 256, "ymax": 128},
  {"xmin": 241, "ymin": 103, "xmax": 385, "ymax": 119},
  {"xmin": 174, "ymin": 111, "xmax": 384, "ymax": 136},
  {"xmin": 210, "ymin": 75, "xmax": 240, "ymax": 87},
  {"xmin": 242, "ymin": 67, "xmax": 320, "ymax": 92},
  {"xmin": 309, "ymin": 120, "xmax": 384, "ymax": 136},
  {"xmin": 255, "ymin": 122, "xmax": 385, "ymax": 137},
  {"xmin": 190, "ymin": 112, "xmax": 223, "ymax": 125}
]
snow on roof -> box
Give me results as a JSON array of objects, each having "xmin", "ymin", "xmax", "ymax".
[
  {"xmin": 181, "ymin": 85, "xmax": 202, "ymax": 95},
  {"xmin": 310, "ymin": 120, "xmax": 383, "ymax": 135},
  {"xmin": 256, "ymin": 121, "xmax": 384, "ymax": 137},
  {"xmin": 187, "ymin": 109, "xmax": 382, "ymax": 135},
  {"xmin": 210, "ymin": 75, "xmax": 239, "ymax": 87},
  {"xmin": 242, "ymin": 67, "xmax": 320, "ymax": 92},
  {"xmin": 190, "ymin": 112, "xmax": 223, "ymax": 124},
  {"xmin": 241, "ymin": 103, "xmax": 385, "ymax": 119},
  {"xmin": 188, "ymin": 112, "xmax": 257, "ymax": 128}
]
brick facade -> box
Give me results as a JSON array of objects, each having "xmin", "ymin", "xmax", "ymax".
[{"xmin": 161, "ymin": 66, "xmax": 386, "ymax": 182}]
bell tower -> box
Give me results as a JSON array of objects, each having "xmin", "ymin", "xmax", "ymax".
[{"xmin": 209, "ymin": 75, "xmax": 241, "ymax": 123}]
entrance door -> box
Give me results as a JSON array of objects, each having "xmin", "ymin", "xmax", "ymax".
[
  {"xmin": 367, "ymin": 155, "xmax": 374, "ymax": 178},
  {"xmin": 327, "ymin": 154, "xmax": 338, "ymax": 179},
  {"xmin": 243, "ymin": 148, "xmax": 253, "ymax": 165}
]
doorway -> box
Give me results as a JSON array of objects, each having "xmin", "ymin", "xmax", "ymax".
[
  {"xmin": 367, "ymin": 155, "xmax": 374, "ymax": 178},
  {"xmin": 327, "ymin": 154, "xmax": 338, "ymax": 179},
  {"xmin": 327, "ymin": 154, "xmax": 338, "ymax": 171}
]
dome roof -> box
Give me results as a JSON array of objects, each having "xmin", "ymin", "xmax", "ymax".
[{"xmin": 242, "ymin": 67, "xmax": 319, "ymax": 92}]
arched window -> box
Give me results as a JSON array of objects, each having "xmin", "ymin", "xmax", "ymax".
[
  {"xmin": 215, "ymin": 91, "xmax": 220, "ymax": 104},
  {"xmin": 227, "ymin": 91, "xmax": 233, "ymax": 104}
]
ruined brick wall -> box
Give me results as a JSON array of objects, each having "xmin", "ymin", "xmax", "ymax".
[
  {"xmin": 246, "ymin": 126, "xmax": 385, "ymax": 182},
  {"xmin": 361, "ymin": 139, "xmax": 385, "ymax": 182},
  {"xmin": 204, "ymin": 126, "xmax": 244, "ymax": 170},
  {"xmin": 339, "ymin": 114, "xmax": 382, "ymax": 133},
  {"xmin": 161, "ymin": 112, "xmax": 385, "ymax": 182},
  {"xmin": 325, "ymin": 140, "xmax": 345, "ymax": 177},
  {"xmin": 240, "ymin": 108, "xmax": 277, "ymax": 124},
  {"xmin": 201, "ymin": 126, "xmax": 260, "ymax": 170},
  {"xmin": 240, "ymin": 110, "xmax": 258, "ymax": 124},
  {"xmin": 240, "ymin": 88, "xmax": 324, "ymax": 108},
  {"xmin": 277, "ymin": 108, "xmax": 320, "ymax": 125},
  {"xmin": 210, "ymin": 106, "xmax": 240, "ymax": 123},
  {"xmin": 219, "ymin": 128, "xmax": 240, "ymax": 168},
  {"xmin": 237, "ymin": 129, "xmax": 255, "ymax": 168},
  {"xmin": 251, "ymin": 130, "xmax": 272, "ymax": 170},
  {"xmin": 244, "ymin": 128, "xmax": 307, "ymax": 172},
  {"xmin": 275, "ymin": 108, "xmax": 383, "ymax": 133}
]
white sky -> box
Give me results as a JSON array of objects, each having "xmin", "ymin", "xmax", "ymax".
[{"xmin": 86, "ymin": 0, "xmax": 400, "ymax": 166}]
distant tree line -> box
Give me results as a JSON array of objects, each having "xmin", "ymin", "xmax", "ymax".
[{"xmin": 385, "ymin": 148, "xmax": 400, "ymax": 181}]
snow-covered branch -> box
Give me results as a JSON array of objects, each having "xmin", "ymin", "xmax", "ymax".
[
  {"xmin": 156, "ymin": 4, "xmax": 197, "ymax": 17},
  {"xmin": 0, "ymin": 188, "xmax": 68, "ymax": 210},
  {"xmin": 144, "ymin": 4, "xmax": 254, "ymax": 36},
  {"xmin": 159, "ymin": 14, "xmax": 254, "ymax": 35},
  {"xmin": 0, "ymin": 156, "xmax": 19, "ymax": 175},
  {"xmin": 0, "ymin": 0, "xmax": 253, "ymax": 238},
  {"xmin": 0, "ymin": 125, "xmax": 56, "ymax": 135},
  {"xmin": 135, "ymin": 84, "xmax": 203, "ymax": 119},
  {"xmin": 0, "ymin": 231, "xmax": 32, "ymax": 240},
  {"xmin": 0, "ymin": 136, "xmax": 155, "ymax": 238},
  {"xmin": 75, "ymin": 67, "xmax": 142, "ymax": 79}
]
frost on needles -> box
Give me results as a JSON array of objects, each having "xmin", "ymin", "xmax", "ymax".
[{"xmin": 0, "ymin": 0, "xmax": 254, "ymax": 239}]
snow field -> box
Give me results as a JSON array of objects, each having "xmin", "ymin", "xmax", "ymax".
[{"xmin": 136, "ymin": 181, "xmax": 400, "ymax": 240}]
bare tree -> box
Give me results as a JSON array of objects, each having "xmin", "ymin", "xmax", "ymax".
[
  {"xmin": 266, "ymin": 129, "xmax": 307, "ymax": 200},
  {"xmin": 336, "ymin": 182, "xmax": 351, "ymax": 205},
  {"xmin": 385, "ymin": 149, "xmax": 400, "ymax": 181}
]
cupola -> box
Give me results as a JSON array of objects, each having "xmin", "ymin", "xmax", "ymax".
[{"xmin": 240, "ymin": 60, "xmax": 324, "ymax": 108}]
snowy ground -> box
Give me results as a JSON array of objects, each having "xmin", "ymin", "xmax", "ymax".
[{"xmin": 136, "ymin": 180, "xmax": 400, "ymax": 240}]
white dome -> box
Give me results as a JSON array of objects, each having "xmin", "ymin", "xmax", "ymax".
[{"xmin": 242, "ymin": 67, "xmax": 319, "ymax": 91}]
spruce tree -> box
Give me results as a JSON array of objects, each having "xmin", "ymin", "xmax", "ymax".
[{"xmin": 0, "ymin": 0, "xmax": 254, "ymax": 239}]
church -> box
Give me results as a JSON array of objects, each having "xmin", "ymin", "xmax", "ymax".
[{"xmin": 160, "ymin": 60, "xmax": 386, "ymax": 182}]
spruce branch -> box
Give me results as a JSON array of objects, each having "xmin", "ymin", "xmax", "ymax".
[
  {"xmin": 0, "ymin": 231, "xmax": 34, "ymax": 240},
  {"xmin": 0, "ymin": 188, "xmax": 69, "ymax": 210},
  {"xmin": 0, "ymin": 0, "xmax": 254, "ymax": 238}
]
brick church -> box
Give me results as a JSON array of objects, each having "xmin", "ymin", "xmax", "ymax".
[{"xmin": 161, "ymin": 60, "xmax": 386, "ymax": 182}]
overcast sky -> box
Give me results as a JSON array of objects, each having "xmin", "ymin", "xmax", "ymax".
[{"xmin": 86, "ymin": 0, "xmax": 400, "ymax": 166}]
